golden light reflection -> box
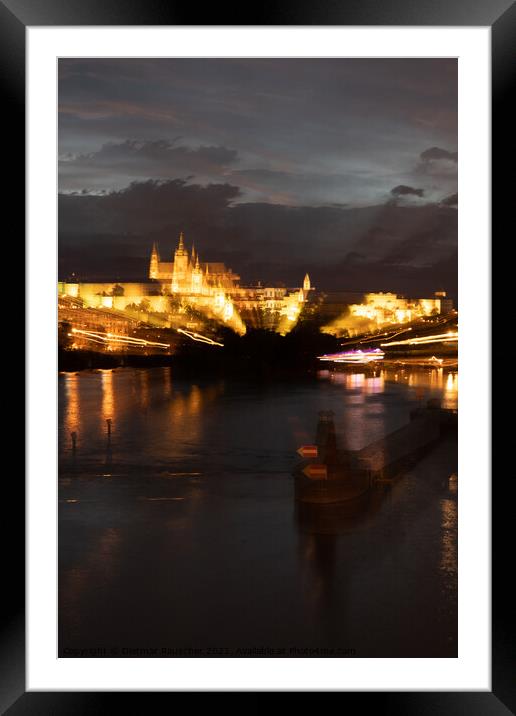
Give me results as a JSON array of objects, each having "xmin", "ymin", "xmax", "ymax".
[
  {"xmin": 364, "ymin": 375, "xmax": 385, "ymax": 394},
  {"xmin": 168, "ymin": 384, "xmax": 204, "ymax": 422},
  {"xmin": 333, "ymin": 371, "xmax": 388, "ymax": 449},
  {"xmin": 323, "ymin": 370, "xmax": 386, "ymax": 396},
  {"xmin": 444, "ymin": 372, "xmax": 458, "ymax": 410},
  {"xmin": 170, "ymin": 393, "xmax": 185, "ymax": 419},
  {"xmin": 101, "ymin": 370, "xmax": 114, "ymax": 422},
  {"xmin": 165, "ymin": 382, "xmax": 224, "ymax": 452},
  {"xmin": 317, "ymin": 365, "xmax": 460, "ymax": 449},
  {"xmin": 379, "ymin": 366, "xmax": 458, "ymax": 410},
  {"xmin": 320, "ymin": 365, "xmax": 458, "ymax": 409},
  {"xmin": 188, "ymin": 385, "xmax": 202, "ymax": 413},
  {"xmin": 430, "ymin": 368, "xmax": 443, "ymax": 390},
  {"xmin": 349, "ymin": 373, "xmax": 365, "ymax": 389},
  {"xmin": 64, "ymin": 373, "xmax": 80, "ymax": 437}
]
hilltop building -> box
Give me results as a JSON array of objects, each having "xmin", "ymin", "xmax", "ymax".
[
  {"xmin": 321, "ymin": 290, "xmax": 454, "ymax": 336},
  {"xmin": 348, "ymin": 291, "xmax": 453, "ymax": 324},
  {"xmin": 149, "ymin": 233, "xmax": 241, "ymax": 293},
  {"xmin": 58, "ymin": 233, "xmax": 312, "ymax": 335}
]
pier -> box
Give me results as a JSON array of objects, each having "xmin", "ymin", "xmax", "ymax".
[{"xmin": 295, "ymin": 400, "xmax": 457, "ymax": 504}]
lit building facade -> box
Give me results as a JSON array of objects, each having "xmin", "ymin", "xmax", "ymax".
[
  {"xmin": 349, "ymin": 292, "xmax": 448, "ymax": 325},
  {"xmin": 321, "ymin": 290, "xmax": 454, "ymax": 336},
  {"xmin": 59, "ymin": 233, "xmax": 312, "ymax": 335},
  {"xmin": 149, "ymin": 233, "xmax": 241, "ymax": 294}
]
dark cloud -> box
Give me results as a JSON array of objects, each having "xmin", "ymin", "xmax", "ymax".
[
  {"xmin": 391, "ymin": 185, "xmax": 424, "ymax": 198},
  {"xmin": 420, "ymin": 146, "xmax": 458, "ymax": 163},
  {"xmin": 71, "ymin": 139, "xmax": 237, "ymax": 169},
  {"xmin": 59, "ymin": 178, "xmax": 240, "ymax": 235},
  {"xmin": 413, "ymin": 146, "xmax": 458, "ymax": 200},
  {"xmin": 59, "ymin": 139, "xmax": 239, "ymax": 191},
  {"xmin": 441, "ymin": 192, "xmax": 458, "ymax": 207},
  {"xmin": 59, "ymin": 178, "xmax": 457, "ymax": 298}
]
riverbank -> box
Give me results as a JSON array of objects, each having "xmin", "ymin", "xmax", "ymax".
[{"xmin": 59, "ymin": 326, "xmax": 341, "ymax": 377}]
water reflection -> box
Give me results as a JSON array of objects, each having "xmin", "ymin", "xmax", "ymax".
[
  {"xmin": 328, "ymin": 371, "xmax": 387, "ymax": 451},
  {"xmin": 318, "ymin": 366, "xmax": 458, "ymax": 411},
  {"xmin": 299, "ymin": 532, "xmax": 338, "ymax": 620},
  {"xmin": 295, "ymin": 489, "xmax": 385, "ymax": 535},
  {"xmin": 64, "ymin": 373, "xmax": 81, "ymax": 440},
  {"xmin": 61, "ymin": 370, "xmax": 228, "ymax": 468},
  {"xmin": 170, "ymin": 391, "xmax": 185, "ymax": 420},
  {"xmin": 59, "ymin": 367, "xmax": 457, "ymax": 657},
  {"xmin": 188, "ymin": 385, "xmax": 202, "ymax": 413},
  {"xmin": 101, "ymin": 370, "xmax": 114, "ymax": 422},
  {"xmin": 444, "ymin": 372, "xmax": 458, "ymax": 410},
  {"xmin": 364, "ymin": 374, "xmax": 384, "ymax": 394}
]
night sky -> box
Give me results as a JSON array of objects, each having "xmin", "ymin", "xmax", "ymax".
[{"xmin": 59, "ymin": 58, "xmax": 457, "ymax": 297}]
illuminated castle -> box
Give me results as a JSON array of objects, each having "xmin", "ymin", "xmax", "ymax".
[
  {"xmin": 58, "ymin": 232, "xmax": 312, "ymax": 336},
  {"xmin": 149, "ymin": 233, "xmax": 240, "ymax": 294},
  {"xmin": 147, "ymin": 233, "xmax": 312, "ymax": 333}
]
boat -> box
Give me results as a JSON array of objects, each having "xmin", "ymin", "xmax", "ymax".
[{"xmin": 317, "ymin": 348, "xmax": 385, "ymax": 365}]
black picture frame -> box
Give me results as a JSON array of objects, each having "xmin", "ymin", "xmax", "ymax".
[{"xmin": 4, "ymin": 0, "xmax": 508, "ymax": 708}]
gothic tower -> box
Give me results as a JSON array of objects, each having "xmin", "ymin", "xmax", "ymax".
[
  {"xmin": 171, "ymin": 232, "xmax": 189, "ymax": 293},
  {"xmin": 191, "ymin": 255, "xmax": 203, "ymax": 294},
  {"xmin": 303, "ymin": 273, "xmax": 311, "ymax": 291},
  {"xmin": 149, "ymin": 242, "xmax": 160, "ymax": 279}
]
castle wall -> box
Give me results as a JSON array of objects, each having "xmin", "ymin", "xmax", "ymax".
[{"xmin": 60, "ymin": 282, "xmax": 164, "ymax": 305}]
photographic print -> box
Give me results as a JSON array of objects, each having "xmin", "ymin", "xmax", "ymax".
[{"xmin": 58, "ymin": 57, "xmax": 458, "ymax": 659}]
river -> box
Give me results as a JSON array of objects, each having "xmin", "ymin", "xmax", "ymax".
[{"xmin": 59, "ymin": 365, "xmax": 457, "ymax": 657}]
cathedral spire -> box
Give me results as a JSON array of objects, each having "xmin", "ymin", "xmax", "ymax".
[
  {"xmin": 177, "ymin": 231, "xmax": 186, "ymax": 254},
  {"xmin": 149, "ymin": 242, "xmax": 160, "ymax": 279},
  {"xmin": 303, "ymin": 273, "xmax": 311, "ymax": 291}
]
